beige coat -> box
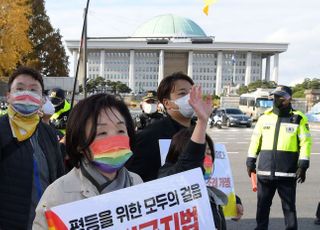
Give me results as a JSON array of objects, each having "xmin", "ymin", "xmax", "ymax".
[{"xmin": 32, "ymin": 167, "xmax": 143, "ymax": 229}]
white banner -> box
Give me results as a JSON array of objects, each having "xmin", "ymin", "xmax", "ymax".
[
  {"xmin": 207, "ymin": 143, "xmax": 237, "ymax": 218},
  {"xmin": 46, "ymin": 168, "xmax": 215, "ymax": 229}
]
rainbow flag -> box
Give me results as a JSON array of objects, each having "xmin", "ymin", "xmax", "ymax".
[{"xmin": 45, "ymin": 210, "xmax": 68, "ymax": 230}]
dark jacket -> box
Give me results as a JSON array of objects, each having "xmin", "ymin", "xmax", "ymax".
[
  {"xmin": 134, "ymin": 112, "xmax": 164, "ymax": 130},
  {"xmin": 0, "ymin": 115, "xmax": 65, "ymax": 230},
  {"xmin": 158, "ymin": 140, "xmax": 226, "ymax": 230},
  {"xmin": 126, "ymin": 116, "xmax": 189, "ymax": 182}
]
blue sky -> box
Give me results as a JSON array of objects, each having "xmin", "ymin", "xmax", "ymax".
[{"xmin": 45, "ymin": 0, "xmax": 320, "ymax": 86}]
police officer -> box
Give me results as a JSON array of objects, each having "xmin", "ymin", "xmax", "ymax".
[
  {"xmin": 246, "ymin": 85, "xmax": 312, "ymax": 230},
  {"xmin": 49, "ymin": 88, "xmax": 71, "ymax": 134},
  {"xmin": 134, "ymin": 90, "xmax": 164, "ymax": 131}
]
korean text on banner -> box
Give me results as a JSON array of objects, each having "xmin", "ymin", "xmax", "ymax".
[
  {"xmin": 45, "ymin": 168, "xmax": 215, "ymax": 229},
  {"xmin": 207, "ymin": 143, "xmax": 237, "ymax": 218}
]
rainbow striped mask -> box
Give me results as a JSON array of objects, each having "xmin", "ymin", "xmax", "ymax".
[
  {"xmin": 11, "ymin": 91, "xmax": 42, "ymax": 116},
  {"xmin": 90, "ymin": 135, "xmax": 133, "ymax": 174},
  {"xmin": 204, "ymin": 154, "xmax": 214, "ymax": 181}
]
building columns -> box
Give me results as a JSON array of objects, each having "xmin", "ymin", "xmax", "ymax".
[
  {"xmin": 215, "ymin": 51, "xmax": 223, "ymax": 96},
  {"xmin": 129, "ymin": 50, "xmax": 135, "ymax": 93},
  {"xmin": 187, "ymin": 51, "xmax": 193, "ymax": 78},
  {"xmin": 99, "ymin": 50, "xmax": 105, "ymax": 77},
  {"xmin": 265, "ymin": 56, "xmax": 271, "ymax": 81},
  {"xmin": 271, "ymin": 53, "xmax": 279, "ymax": 83},
  {"xmin": 245, "ymin": 52, "xmax": 252, "ymax": 85},
  {"xmin": 72, "ymin": 50, "xmax": 78, "ymax": 77},
  {"xmin": 158, "ymin": 50, "xmax": 164, "ymax": 86}
]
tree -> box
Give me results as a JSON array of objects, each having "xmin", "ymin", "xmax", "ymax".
[
  {"xmin": 247, "ymin": 80, "xmax": 277, "ymax": 92},
  {"xmin": 24, "ymin": 0, "xmax": 69, "ymax": 76},
  {"xmin": 237, "ymin": 85, "xmax": 248, "ymax": 95},
  {"xmin": 86, "ymin": 76, "xmax": 107, "ymax": 93},
  {"xmin": 0, "ymin": 0, "xmax": 31, "ymax": 76},
  {"xmin": 116, "ymin": 82, "xmax": 131, "ymax": 94},
  {"xmin": 106, "ymin": 80, "xmax": 131, "ymax": 94},
  {"xmin": 292, "ymin": 78, "xmax": 320, "ymax": 98}
]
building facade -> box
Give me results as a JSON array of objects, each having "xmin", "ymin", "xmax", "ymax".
[{"xmin": 66, "ymin": 14, "xmax": 288, "ymax": 96}]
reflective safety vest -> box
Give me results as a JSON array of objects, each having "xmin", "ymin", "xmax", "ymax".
[
  {"xmin": 50, "ymin": 100, "xmax": 71, "ymax": 134},
  {"xmin": 247, "ymin": 108, "xmax": 312, "ymax": 178}
]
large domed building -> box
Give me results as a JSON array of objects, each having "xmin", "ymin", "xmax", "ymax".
[
  {"xmin": 66, "ymin": 14, "xmax": 288, "ymax": 95},
  {"xmin": 132, "ymin": 14, "xmax": 207, "ymax": 38}
]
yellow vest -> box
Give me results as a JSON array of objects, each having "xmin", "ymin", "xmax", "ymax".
[
  {"xmin": 247, "ymin": 108, "xmax": 311, "ymax": 177},
  {"xmin": 50, "ymin": 100, "xmax": 71, "ymax": 134}
]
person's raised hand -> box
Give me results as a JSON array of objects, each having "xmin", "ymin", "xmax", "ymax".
[{"xmin": 189, "ymin": 85, "xmax": 212, "ymax": 123}]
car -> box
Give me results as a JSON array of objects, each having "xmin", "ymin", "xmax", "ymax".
[{"xmin": 216, "ymin": 108, "xmax": 252, "ymax": 127}]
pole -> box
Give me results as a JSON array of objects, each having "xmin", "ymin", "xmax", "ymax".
[
  {"xmin": 70, "ymin": 0, "xmax": 90, "ymax": 108},
  {"xmin": 232, "ymin": 52, "xmax": 236, "ymax": 87},
  {"xmin": 83, "ymin": 8, "xmax": 88, "ymax": 99}
]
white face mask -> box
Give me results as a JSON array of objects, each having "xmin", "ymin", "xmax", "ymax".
[
  {"xmin": 172, "ymin": 94, "xmax": 194, "ymax": 118},
  {"xmin": 42, "ymin": 97, "xmax": 55, "ymax": 115},
  {"xmin": 142, "ymin": 102, "xmax": 158, "ymax": 114}
]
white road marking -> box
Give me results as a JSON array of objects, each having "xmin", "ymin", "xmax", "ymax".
[{"xmin": 228, "ymin": 152, "xmax": 239, "ymax": 154}]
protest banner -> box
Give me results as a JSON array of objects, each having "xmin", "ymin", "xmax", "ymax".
[
  {"xmin": 158, "ymin": 139, "xmax": 238, "ymax": 218},
  {"xmin": 45, "ymin": 168, "xmax": 215, "ymax": 229},
  {"xmin": 206, "ymin": 143, "xmax": 237, "ymax": 218}
]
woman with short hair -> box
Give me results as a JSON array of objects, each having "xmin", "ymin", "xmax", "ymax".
[{"xmin": 33, "ymin": 94, "xmax": 143, "ymax": 229}]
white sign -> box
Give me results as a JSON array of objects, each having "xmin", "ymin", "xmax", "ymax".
[
  {"xmin": 46, "ymin": 168, "xmax": 215, "ymax": 229},
  {"xmin": 159, "ymin": 139, "xmax": 171, "ymax": 166},
  {"xmin": 207, "ymin": 143, "xmax": 237, "ymax": 218}
]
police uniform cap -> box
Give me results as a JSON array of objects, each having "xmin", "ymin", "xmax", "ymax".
[
  {"xmin": 142, "ymin": 91, "xmax": 157, "ymax": 101},
  {"xmin": 270, "ymin": 85, "xmax": 292, "ymax": 99},
  {"xmin": 49, "ymin": 88, "xmax": 65, "ymax": 105}
]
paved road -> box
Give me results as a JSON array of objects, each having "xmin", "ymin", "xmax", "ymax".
[{"xmin": 206, "ymin": 125, "xmax": 320, "ymax": 230}]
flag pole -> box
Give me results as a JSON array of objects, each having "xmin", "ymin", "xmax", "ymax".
[
  {"xmin": 232, "ymin": 51, "xmax": 236, "ymax": 87},
  {"xmin": 71, "ymin": 0, "xmax": 90, "ymax": 108}
]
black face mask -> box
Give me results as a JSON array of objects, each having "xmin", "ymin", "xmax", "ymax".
[{"xmin": 273, "ymin": 96, "xmax": 284, "ymax": 109}]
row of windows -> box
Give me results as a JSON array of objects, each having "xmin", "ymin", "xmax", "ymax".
[
  {"xmin": 134, "ymin": 66, "xmax": 158, "ymax": 72},
  {"xmin": 94, "ymin": 52, "xmax": 134, "ymax": 57},
  {"xmin": 88, "ymin": 57, "xmax": 261, "ymax": 70},
  {"xmin": 104, "ymin": 67, "xmax": 129, "ymax": 72},
  {"xmin": 89, "ymin": 67, "xmax": 100, "ymax": 72},
  {"xmin": 193, "ymin": 75, "xmax": 216, "ymax": 81},
  {"xmin": 89, "ymin": 51, "xmax": 261, "ymax": 60},
  {"xmin": 102, "ymin": 74, "xmax": 129, "ymax": 79},
  {"xmin": 193, "ymin": 61, "xmax": 217, "ymax": 66},
  {"xmin": 193, "ymin": 82, "xmax": 215, "ymax": 88},
  {"xmin": 104, "ymin": 52, "xmax": 129, "ymax": 57},
  {"xmin": 88, "ymin": 52, "xmax": 101, "ymax": 57},
  {"xmin": 193, "ymin": 67, "xmax": 215, "ymax": 73},
  {"xmin": 135, "ymin": 82, "xmax": 158, "ymax": 87},
  {"xmin": 135, "ymin": 52, "xmax": 158, "ymax": 58},
  {"xmin": 134, "ymin": 60, "xmax": 158, "ymax": 65},
  {"xmin": 193, "ymin": 53, "xmax": 217, "ymax": 58},
  {"xmin": 104, "ymin": 60, "xmax": 129, "ymax": 65},
  {"xmin": 136, "ymin": 74, "xmax": 158, "ymax": 80}
]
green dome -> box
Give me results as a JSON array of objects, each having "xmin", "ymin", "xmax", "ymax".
[{"xmin": 132, "ymin": 14, "xmax": 207, "ymax": 38}]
